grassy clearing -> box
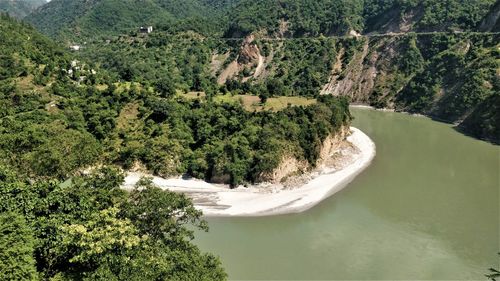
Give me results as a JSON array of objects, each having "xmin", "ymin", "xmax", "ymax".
[
  {"xmin": 183, "ymin": 92, "xmax": 316, "ymax": 112},
  {"xmin": 16, "ymin": 75, "xmax": 48, "ymax": 94},
  {"xmin": 95, "ymin": 82, "xmax": 147, "ymax": 92},
  {"xmin": 116, "ymin": 102, "xmax": 140, "ymax": 131}
]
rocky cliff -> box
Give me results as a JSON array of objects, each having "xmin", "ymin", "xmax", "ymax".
[{"xmin": 258, "ymin": 126, "xmax": 350, "ymax": 184}]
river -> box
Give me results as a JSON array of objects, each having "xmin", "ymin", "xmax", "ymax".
[{"xmin": 194, "ymin": 108, "xmax": 499, "ymax": 280}]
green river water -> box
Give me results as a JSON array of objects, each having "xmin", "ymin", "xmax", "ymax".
[{"xmin": 195, "ymin": 108, "xmax": 499, "ymax": 280}]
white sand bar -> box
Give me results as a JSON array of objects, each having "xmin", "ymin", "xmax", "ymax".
[{"xmin": 122, "ymin": 127, "xmax": 376, "ymax": 217}]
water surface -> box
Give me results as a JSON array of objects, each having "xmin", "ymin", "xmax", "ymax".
[{"xmin": 195, "ymin": 108, "xmax": 499, "ymax": 280}]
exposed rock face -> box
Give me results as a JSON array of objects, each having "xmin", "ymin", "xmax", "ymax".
[
  {"xmin": 317, "ymin": 126, "xmax": 350, "ymax": 166},
  {"xmin": 364, "ymin": 6, "xmax": 421, "ymax": 34},
  {"xmin": 319, "ymin": 34, "xmax": 498, "ymax": 143},
  {"xmin": 237, "ymin": 35, "xmax": 260, "ymax": 64},
  {"xmin": 258, "ymin": 126, "xmax": 350, "ymax": 184},
  {"xmin": 216, "ymin": 34, "xmax": 263, "ymax": 84},
  {"xmin": 325, "ymin": 40, "xmax": 372, "ymax": 101},
  {"xmin": 217, "ymin": 60, "xmax": 239, "ymax": 85},
  {"xmin": 321, "ymin": 37, "xmax": 403, "ymax": 106},
  {"xmin": 258, "ymin": 156, "xmax": 309, "ymax": 184}
]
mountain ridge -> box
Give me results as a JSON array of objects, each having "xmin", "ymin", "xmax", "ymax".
[
  {"xmin": 27, "ymin": 0, "xmax": 500, "ymax": 41},
  {"xmin": 0, "ymin": 0, "xmax": 46, "ymax": 19}
]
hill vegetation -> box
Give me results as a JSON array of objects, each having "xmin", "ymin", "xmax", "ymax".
[
  {"xmin": 0, "ymin": 13, "xmax": 355, "ymax": 278},
  {"xmin": 225, "ymin": 0, "xmax": 498, "ymax": 36},
  {"xmin": 28, "ymin": 0, "xmax": 499, "ymax": 40},
  {"xmin": 24, "ymin": 0, "xmax": 500, "ymax": 144},
  {"xmin": 0, "ymin": 14, "xmax": 229, "ymax": 279},
  {"xmin": 0, "ymin": 0, "xmax": 46, "ymax": 19},
  {"xmin": 74, "ymin": 28, "xmax": 499, "ymax": 143},
  {"xmin": 27, "ymin": 0, "xmax": 235, "ymax": 40}
]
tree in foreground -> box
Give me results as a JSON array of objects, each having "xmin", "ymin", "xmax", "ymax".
[
  {"xmin": 0, "ymin": 166, "xmax": 227, "ymax": 280},
  {"xmin": 0, "ymin": 212, "xmax": 38, "ymax": 281}
]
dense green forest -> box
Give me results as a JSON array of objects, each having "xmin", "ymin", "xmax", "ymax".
[
  {"xmin": 28, "ymin": 0, "xmax": 498, "ymax": 40},
  {"xmin": 0, "ymin": 14, "xmax": 226, "ymax": 280},
  {"xmin": 0, "ymin": 14, "xmax": 351, "ymax": 183},
  {"xmin": 396, "ymin": 34, "xmax": 499, "ymax": 122},
  {"xmin": 0, "ymin": 167, "xmax": 226, "ymax": 280},
  {"xmin": 19, "ymin": 0, "xmax": 500, "ymax": 142},
  {"xmin": 0, "ymin": 0, "xmax": 46, "ymax": 19},
  {"xmin": 226, "ymin": 0, "xmax": 497, "ymax": 36},
  {"xmin": 27, "ymin": 0, "xmax": 235, "ymax": 40}
]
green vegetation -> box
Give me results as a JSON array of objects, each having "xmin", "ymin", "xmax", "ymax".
[
  {"xmin": 137, "ymin": 94, "xmax": 349, "ymax": 186},
  {"xmin": 0, "ymin": 14, "xmax": 231, "ymax": 279},
  {"xmin": 28, "ymin": 0, "xmax": 498, "ymax": 41},
  {"xmin": 79, "ymin": 32, "xmax": 217, "ymax": 93},
  {"xmin": 251, "ymin": 38, "xmax": 340, "ymax": 96},
  {"xmin": 363, "ymin": 0, "xmax": 497, "ymax": 32},
  {"xmin": 0, "ymin": 0, "xmax": 46, "ymax": 19},
  {"xmin": 27, "ymin": 0, "xmax": 234, "ymax": 40},
  {"xmin": 80, "ymin": 34, "xmax": 352, "ymax": 98},
  {"xmin": 225, "ymin": 0, "xmax": 364, "ymax": 37},
  {"xmin": 212, "ymin": 94, "xmax": 317, "ymax": 111},
  {"xmin": 0, "ymin": 212, "xmax": 38, "ymax": 280},
  {"xmin": 396, "ymin": 33, "xmax": 499, "ymax": 138},
  {"xmin": 0, "ymin": 166, "xmax": 226, "ymax": 280},
  {"xmin": 1, "ymin": 14, "xmax": 351, "ymax": 184},
  {"xmin": 0, "ymin": 13, "xmax": 352, "ymax": 278},
  {"xmin": 226, "ymin": 0, "xmax": 496, "ymax": 36},
  {"xmin": 22, "ymin": 0, "xmax": 500, "ymax": 143}
]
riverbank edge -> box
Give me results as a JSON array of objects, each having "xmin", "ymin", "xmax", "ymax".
[{"xmin": 122, "ymin": 127, "xmax": 376, "ymax": 217}]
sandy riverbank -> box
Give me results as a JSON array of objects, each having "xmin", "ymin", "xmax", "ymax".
[
  {"xmin": 350, "ymin": 104, "xmax": 396, "ymax": 112},
  {"xmin": 122, "ymin": 127, "xmax": 376, "ymax": 217}
]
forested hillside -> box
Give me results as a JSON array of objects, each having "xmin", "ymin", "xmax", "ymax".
[
  {"xmin": 25, "ymin": 0, "xmax": 499, "ymax": 144},
  {"xmin": 0, "ymin": 13, "xmax": 355, "ymax": 277},
  {"xmin": 0, "ymin": 14, "xmax": 231, "ymax": 280},
  {"xmin": 76, "ymin": 28, "xmax": 499, "ymax": 143},
  {"xmin": 27, "ymin": 0, "xmax": 235, "ymax": 40},
  {"xmin": 28, "ymin": 0, "xmax": 499, "ymax": 40},
  {"xmin": 226, "ymin": 0, "xmax": 497, "ymax": 36},
  {"xmin": 0, "ymin": 0, "xmax": 46, "ymax": 19}
]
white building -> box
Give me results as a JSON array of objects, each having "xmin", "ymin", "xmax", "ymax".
[{"xmin": 139, "ymin": 26, "xmax": 153, "ymax": 34}]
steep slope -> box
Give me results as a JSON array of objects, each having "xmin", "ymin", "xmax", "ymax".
[
  {"xmin": 28, "ymin": 0, "xmax": 498, "ymax": 40},
  {"xmin": 479, "ymin": 0, "xmax": 500, "ymax": 32},
  {"xmin": 0, "ymin": 0, "xmax": 46, "ymax": 19},
  {"xmin": 216, "ymin": 33, "xmax": 499, "ymax": 143},
  {"xmin": 0, "ymin": 13, "xmax": 103, "ymax": 178},
  {"xmin": 0, "ymin": 16, "xmax": 230, "ymax": 280},
  {"xmin": 27, "ymin": 0, "xmax": 233, "ymax": 40},
  {"xmin": 363, "ymin": 0, "xmax": 497, "ymax": 33},
  {"xmin": 24, "ymin": 0, "xmax": 499, "ymax": 145},
  {"xmin": 224, "ymin": 0, "xmax": 365, "ymax": 37},
  {"xmin": 0, "ymin": 13, "xmax": 68, "ymax": 84},
  {"xmin": 225, "ymin": 0, "xmax": 497, "ymax": 37},
  {"xmin": 27, "ymin": 0, "xmax": 175, "ymax": 39},
  {"xmin": 75, "ymin": 28, "xmax": 499, "ymax": 143}
]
